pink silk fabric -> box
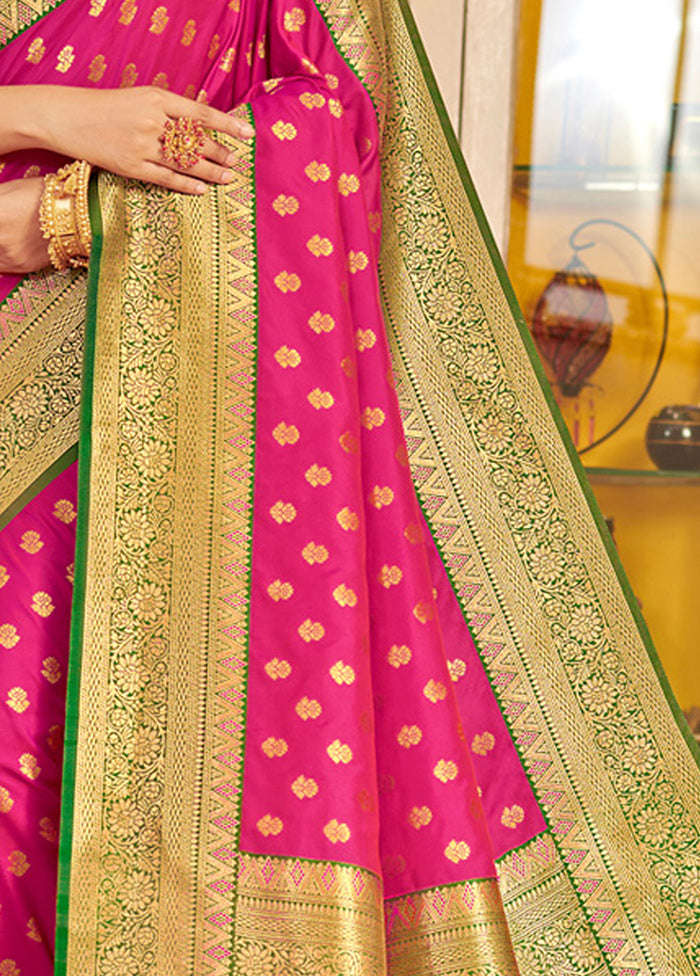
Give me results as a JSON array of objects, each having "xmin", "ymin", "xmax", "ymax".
[{"xmin": 1, "ymin": 0, "xmax": 547, "ymax": 970}]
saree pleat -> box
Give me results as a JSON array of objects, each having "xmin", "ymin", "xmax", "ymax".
[{"xmin": 1, "ymin": 0, "xmax": 699, "ymax": 975}]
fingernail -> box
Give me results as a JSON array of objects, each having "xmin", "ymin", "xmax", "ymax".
[
  {"xmin": 240, "ymin": 122, "xmax": 255, "ymax": 138},
  {"xmin": 195, "ymin": 184, "xmax": 207, "ymax": 195},
  {"xmin": 226, "ymin": 152, "xmax": 237, "ymax": 165},
  {"xmin": 221, "ymin": 171, "xmax": 234, "ymax": 183}
]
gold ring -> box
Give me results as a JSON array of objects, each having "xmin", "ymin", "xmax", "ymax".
[{"xmin": 161, "ymin": 117, "xmax": 207, "ymax": 169}]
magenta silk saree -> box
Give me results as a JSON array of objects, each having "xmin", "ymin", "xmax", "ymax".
[{"xmin": 2, "ymin": 1, "xmax": 700, "ymax": 975}]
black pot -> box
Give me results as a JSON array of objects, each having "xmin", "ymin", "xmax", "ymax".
[{"xmin": 646, "ymin": 405, "xmax": 700, "ymax": 471}]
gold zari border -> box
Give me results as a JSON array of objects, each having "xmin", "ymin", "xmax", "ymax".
[{"xmin": 0, "ymin": 270, "xmax": 84, "ymax": 524}]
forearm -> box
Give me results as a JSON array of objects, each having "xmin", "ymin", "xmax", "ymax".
[{"xmin": 0, "ymin": 86, "xmax": 58, "ymax": 155}]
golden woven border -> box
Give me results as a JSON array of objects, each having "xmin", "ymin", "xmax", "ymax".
[
  {"xmin": 0, "ymin": 271, "xmax": 84, "ymax": 521},
  {"xmin": 0, "ymin": 0, "xmax": 65, "ymax": 47}
]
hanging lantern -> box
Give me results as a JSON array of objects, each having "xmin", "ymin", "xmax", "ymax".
[{"xmin": 531, "ymin": 254, "xmax": 613, "ymax": 398}]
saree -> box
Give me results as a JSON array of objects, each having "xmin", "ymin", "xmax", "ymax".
[{"xmin": 2, "ymin": 1, "xmax": 700, "ymax": 974}]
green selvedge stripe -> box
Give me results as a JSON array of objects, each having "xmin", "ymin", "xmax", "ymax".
[
  {"xmin": 54, "ymin": 174, "xmax": 102, "ymax": 976},
  {"xmin": 393, "ymin": 0, "xmax": 700, "ymax": 769}
]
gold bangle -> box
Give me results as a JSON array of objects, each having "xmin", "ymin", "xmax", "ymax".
[{"xmin": 38, "ymin": 160, "xmax": 93, "ymax": 272}]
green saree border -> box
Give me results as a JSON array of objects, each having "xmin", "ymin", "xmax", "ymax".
[
  {"xmin": 393, "ymin": 0, "xmax": 699, "ymax": 767},
  {"xmin": 54, "ymin": 176, "xmax": 102, "ymax": 976},
  {"xmin": 0, "ymin": 0, "xmax": 69, "ymax": 49}
]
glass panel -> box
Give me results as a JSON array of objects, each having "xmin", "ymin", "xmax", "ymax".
[{"xmin": 508, "ymin": 0, "xmax": 700, "ymax": 713}]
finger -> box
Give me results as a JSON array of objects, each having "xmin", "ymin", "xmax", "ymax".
[
  {"xmin": 139, "ymin": 161, "xmax": 208, "ymax": 196},
  {"xmin": 201, "ymin": 135, "xmax": 238, "ymax": 168},
  {"xmin": 181, "ymin": 158, "xmax": 234, "ymax": 185},
  {"xmin": 163, "ymin": 92, "xmax": 255, "ymax": 140}
]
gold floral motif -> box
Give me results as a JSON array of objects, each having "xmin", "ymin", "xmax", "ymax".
[
  {"xmin": 47, "ymin": 725, "xmax": 63, "ymax": 752},
  {"xmin": 261, "ymin": 737, "xmax": 289, "ymax": 758},
  {"xmin": 338, "ymin": 173, "xmax": 360, "ymax": 196},
  {"xmin": 26, "ymin": 37, "xmax": 46, "ymax": 63},
  {"xmin": 274, "ymin": 271, "xmax": 301, "ymax": 293},
  {"xmin": 308, "ymin": 388, "xmax": 334, "ymax": 409},
  {"xmin": 339, "ymin": 431, "xmax": 359, "ymax": 454},
  {"xmin": 367, "ymin": 212, "xmax": 381, "ymax": 235},
  {"xmin": 149, "ymin": 6, "xmax": 168, "ymax": 33},
  {"xmin": 27, "ymin": 917, "xmax": 41, "ymax": 942},
  {"xmin": 0, "ymin": 567, "xmax": 8, "ymax": 588},
  {"xmin": 369, "ymin": 485, "xmax": 394, "ymax": 509},
  {"xmin": 270, "ymin": 501, "xmax": 297, "ymax": 524},
  {"xmin": 272, "ymin": 194, "xmax": 299, "ymax": 216},
  {"xmin": 39, "ymin": 817, "xmax": 58, "ymax": 842},
  {"xmin": 272, "ymin": 422, "xmax": 300, "ymax": 446},
  {"xmin": 217, "ymin": 46, "xmax": 235, "ymax": 74},
  {"xmin": 325, "ymin": 73, "xmax": 339, "ymax": 90},
  {"xmin": 298, "ymin": 620, "xmax": 325, "ymax": 642},
  {"xmin": 448, "ymin": 658, "xmax": 467, "ymax": 682},
  {"xmin": 301, "ymin": 542, "xmax": 329, "ymax": 565},
  {"xmin": 6, "ymin": 688, "xmax": 29, "ymax": 713},
  {"xmin": 423, "ymin": 680, "xmax": 447, "ymax": 704},
  {"xmin": 361, "ymin": 407, "xmax": 385, "ymax": 430},
  {"xmin": 19, "ymin": 759, "xmax": 39, "ymax": 786},
  {"xmin": 327, "ymin": 740, "xmax": 353, "ymax": 764},
  {"xmin": 119, "ymin": 0, "xmax": 137, "ymax": 24},
  {"xmin": 409, "ymin": 805, "xmax": 433, "ymax": 829},
  {"xmin": 397, "ymin": 725, "xmax": 422, "ymax": 748},
  {"xmin": 377, "ymin": 564, "xmax": 403, "ymax": 588},
  {"xmin": 208, "ymin": 34, "xmax": 220, "ymax": 59},
  {"xmin": 404, "ymin": 522, "xmax": 422, "ymax": 545},
  {"xmin": 307, "ymin": 235, "xmax": 334, "ymax": 257},
  {"xmin": 0, "ymin": 787, "xmax": 14, "ymax": 812},
  {"xmin": 332, "ymin": 584, "xmax": 358, "ymax": 608},
  {"xmin": 501, "ymin": 805, "xmax": 525, "ymax": 829},
  {"xmin": 267, "ymin": 580, "xmax": 294, "ymax": 602},
  {"xmin": 347, "ymin": 251, "xmax": 368, "ymax": 274},
  {"xmin": 305, "ymin": 160, "xmax": 331, "ymax": 182},
  {"xmin": 257, "ymin": 39, "xmax": 265, "ymax": 59},
  {"xmin": 121, "ymin": 62, "xmax": 138, "ymax": 86},
  {"xmin": 434, "ymin": 759, "xmax": 459, "ymax": 783},
  {"xmin": 23, "ymin": 164, "xmax": 40, "ymax": 179},
  {"xmin": 263, "ymin": 77, "xmax": 282, "ymax": 92},
  {"xmin": 271, "ymin": 121, "xmax": 297, "ymax": 141},
  {"xmin": 295, "ymin": 697, "xmax": 322, "ymax": 720},
  {"xmin": 387, "ymin": 644, "xmax": 412, "ymax": 668},
  {"xmin": 305, "ymin": 464, "xmax": 332, "ymax": 487},
  {"xmin": 257, "ymin": 815, "xmax": 283, "ymax": 837},
  {"xmin": 31, "ymin": 591, "xmax": 55, "ymax": 617},
  {"xmin": 87, "ymin": 53, "xmax": 107, "ymax": 82},
  {"xmin": 181, "ymin": 19, "xmax": 196, "ymax": 45},
  {"xmin": 56, "ymin": 44, "xmax": 75, "ymax": 72},
  {"xmin": 336, "ymin": 508, "xmax": 359, "ymax": 531},
  {"xmin": 472, "ymin": 732, "xmax": 496, "ymax": 756},
  {"xmin": 308, "ymin": 310, "xmax": 335, "ymax": 333},
  {"xmin": 324, "ymin": 819, "xmax": 350, "ymax": 843},
  {"xmin": 445, "ymin": 840, "xmax": 471, "ymax": 864},
  {"xmin": 0, "ymin": 624, "xmax": 20, "ymax": 649},
  {"xmin": 41, "ymin": 657, "xmax": 62, "ymax": 684},
  {"xmin": 413, "ymin": 600, "xmax": 435, "ymax": 624},
  {"xmin": 355, "ymin": 328, "xmax": 377, "ymax": 351},
  {"xmin": 328, "ymin": 99, "xmax": 344, "ymax": 118},
  {"xmin": 89, "ymin": 0, "xmax": 106, "ymax": 13},
  {"xmin": 299, "ymin": 91, "xmax": 326, "ymax": 109},
  {"xmin": 153, "ymin": 71, "xmax": 169, "ymax": 88},
  {"xmin": 20, "ymin": 530, "xmax": 43, "ymax": 554},
  {"xmin": 291, "ymin": 775, "xmax": 318, "ymax": 799},
  {"xmin": 8, "ymin": 851, "xmax": 29, "ymax": 877},
  {"xmin": 284, "ymin": 7, "xmax": 306, "ymax": 31},
  {"xmin": 330, "ymin": 661, "xmax": 355, "ymax": 685},
  {"xmin": 274, "ymin": 345, "xmax": 301, "ymax": 368},
  {"xmin": 264, "ymin": 658, "xmax": 292, "ymax": 680}
]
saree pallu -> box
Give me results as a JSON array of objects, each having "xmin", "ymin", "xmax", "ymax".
[{"xmin": 2, "ymin": 1, "xmax": 700, "ymax": 975}]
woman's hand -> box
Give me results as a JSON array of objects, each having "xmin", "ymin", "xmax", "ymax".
[
  {"xmin": 0, "ymin": 178, "xmax": 49, "ymax": 274},
  {"xmin": 2, "ymin": 86, "xmax": 255, "ymax": 195}
]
